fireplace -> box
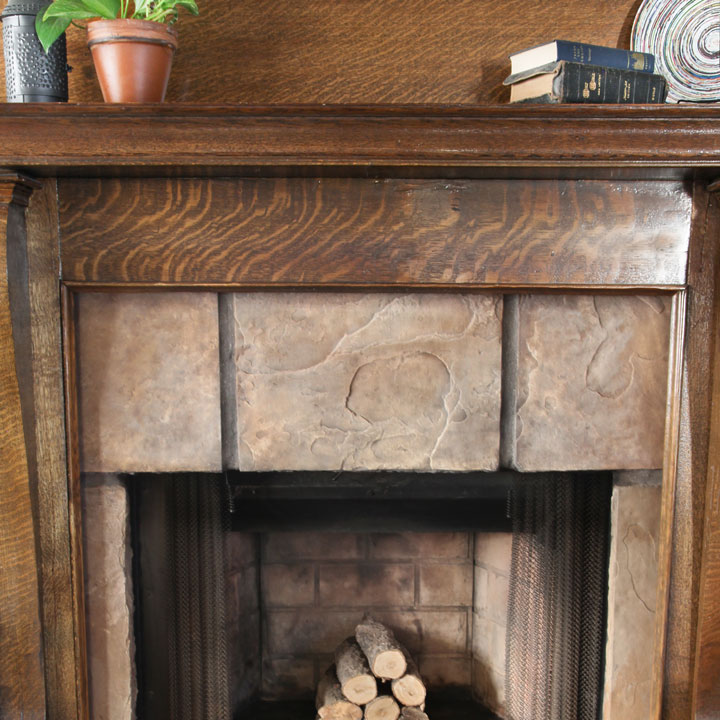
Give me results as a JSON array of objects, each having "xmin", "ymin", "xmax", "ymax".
[{"xmin": 76, "ymin": 289, "xmax": 668, "ymax": 720}]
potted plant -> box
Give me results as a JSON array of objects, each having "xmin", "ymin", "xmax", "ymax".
[{"xmin": 35, "ymin": 0, "xmax": 198, "ymax": 102}]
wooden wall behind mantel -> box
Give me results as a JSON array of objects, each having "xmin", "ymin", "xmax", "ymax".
[{"xmin": 1, "ymin": 0, "xmax": 641, "ymax": 104}]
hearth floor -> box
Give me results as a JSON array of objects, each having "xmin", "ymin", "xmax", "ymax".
[{"xmin": 236, "ymin": 689, "xmax": 501, "ymax": 719}]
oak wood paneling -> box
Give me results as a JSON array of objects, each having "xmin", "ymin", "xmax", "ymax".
[
  {"xmin": 0, "ymin": 175, "xmax": 46, "ymax": 719},
  {"xmin": 0, "ymin": 0, "xmax": 642, "ymax": 105},
  {"xmin": 61, "ymin": 287, "xmax": 90, "ymax": 720},
  {"xmin": 0, "ymin": 106, "xmax": 719, "ymax": 176},
  {"xmin": 693, "ymin": 189, "xmax": 720, "ymax": 719},
  {"xmin": 25, "ymin": 181, "xmax": 78, "ymax": 720},
  {"xmin": 58, "ymin": 177, "xmax": 691, "ymax": 288}
]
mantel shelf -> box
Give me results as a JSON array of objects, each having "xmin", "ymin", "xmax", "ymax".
[{"xmin": 0, "ymin": 103, "xmax": 719, "ymax": 178}]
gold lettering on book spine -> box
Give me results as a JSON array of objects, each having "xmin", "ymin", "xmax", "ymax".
[{"xmin": 631, "ymin": 52, "xmax": 646, "ymax": 70}]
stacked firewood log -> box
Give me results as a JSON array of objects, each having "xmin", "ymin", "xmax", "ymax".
[{"xmin": 316, "ymin": 616, "xmax": 430, "ymax": 720}]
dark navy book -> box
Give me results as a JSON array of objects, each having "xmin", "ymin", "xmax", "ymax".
[
  {"xmin": 505, "ymin": 40, "xmax": 656, "ymax": 85},
  {"xmin": 509, "ymin": 61, "xmax": 667, "ymax": 104}
]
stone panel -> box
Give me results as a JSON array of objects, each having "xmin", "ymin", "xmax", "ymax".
[
  {"xmin": 369, "ymin": 532, "xmax": 470, "ymax": 560},
  {"xmin": 474, "ymin": 532, "xmax": 512, "ymax": 571},
  {"xmin": 263, "ymin": 564, "xmax": 316, "ymax": 607},
  {"xmin": 472, "ymin": 613, "xmax": 507, "ymax": 676},
  {"xmin": 602, "ymin": 484, "xmax": 661, "ymax": 720},
  {"xmin": 318, "ymin": 563, "xmax": 415, "ymax": 607},
  {"xmin": 261, "ymin": 658, "xmax": 315, "ymax": 700},
  {"xmin": 515, "ymin": 295, "xmax": 671, "ymax": 471},
  {"xmin": 264, "ymin": 532, "xmax": 365, "ymax": 561},
  {"xmin": 473, "ymin": 661, "xmax": 506, "ymax": 717},
  {"xmin": 474, "ymin": 566, "xmax": 509, "ymax": 626},
  {"xmin": 231, "ymin": 293, "xmax": 502, "ymax": 471},
  {"xmin": 419, "ymin": 563, "xmax": 473, "ymax": 607},
  {"xmin": 77, "ymin": 293, "xmax": 222, "ymax": 472},
  {"xmin": 82, "ymin": 474, "xmax": 135, "ymax": 720},
  {"xmin": 419, "ymin": 656, "xmax": 472, "ymax": 687}
]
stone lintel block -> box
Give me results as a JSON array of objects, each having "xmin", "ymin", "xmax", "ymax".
[
  {"xmin": 515, "ymin": 295, "xmax": 671, "ymax": 471},
  {"xmin": 77, "ymin": 293, "xmax": 222, "ymax": 472},
  {"xmin": 231, "ymin": 293, "xmax": 502, "ymax": 471}
]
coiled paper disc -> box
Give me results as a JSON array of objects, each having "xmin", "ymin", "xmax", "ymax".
[{"xmin": 631, "ymin": 0, "xmax": 720, "ymax": 103}]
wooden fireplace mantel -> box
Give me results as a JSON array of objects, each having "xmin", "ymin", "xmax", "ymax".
[
  {"xmin": 0, "ymin": 104, "xmax": 719, "ymax": 175},
  {"xmin": 0, "ymin": 104, "xmax": 718, "ymax": 720}
]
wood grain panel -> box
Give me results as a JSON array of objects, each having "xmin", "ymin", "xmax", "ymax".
[
  {"xmin": 693, "ymin": 189, "xmax": 720, "ymax": 719},
  {"xmin": 58, "ymin": 177, "xmax": 691, "ymax": 288},
  {"xmin": 61, "ymin": 287, "xmax": 89, "ymax": 720},
  {"xmin": 0, "ymin": 175, "xmax": 46, "ymax": 719},
  {"xmin": 660, "ymin": 181, "xmax": 720, "ymax": 719},
  {"xmin": 652, "ymin": 291, "xmax": 686, "ymax": 720},
  {"xmin": 25, "ymin": 181, "xmax": 78, "ymax": 720},
  {"xmin": 0, "ymin": 105, "xmax": 719, "ymax": 175},
  {"xmin": 0, "ymin": 0, "xmax": 641, "ymax": 105}
]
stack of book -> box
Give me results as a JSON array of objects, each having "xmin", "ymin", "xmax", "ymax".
[{"xmin": 504, "ymin": 40, "xmax": 668, "ymax": 104}]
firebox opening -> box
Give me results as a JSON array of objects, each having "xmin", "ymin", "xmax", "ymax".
[{"xmin": 126, "ymin": 470, "xmax": 612, "ymax": 720}]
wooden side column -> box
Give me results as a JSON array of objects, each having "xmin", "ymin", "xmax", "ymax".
[
  {"xmin": 692, "ymin": 183, "xmax": 720, "ymax": 720},
  {"xmin": 662, "ymin": 178, "xmax": 720, "ymax": 720},
  {"xmin": 0, "ymin": 173, "xmax": 46, "ymax": 718}
]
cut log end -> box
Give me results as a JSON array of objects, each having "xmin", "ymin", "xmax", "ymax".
[
  {"xmin": 342, "ymin": 674, "xmax": 377, "ymax": 705},
  {"xmin": 391, "ymin": 673, "xmax": 426, "ymax": 707},
  {"xmin": 372, "ymin": 649, "xmax": 407, "ymax": 681},
  {"xmin": 391, "ymin": 653, "xmax": 426, "ymax": 707},
  {"xmin": 365, "ymin": 695, "xmax": 401, "ymax": 720}
]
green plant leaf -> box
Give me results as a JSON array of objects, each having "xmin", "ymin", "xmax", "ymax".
[
  {"xmin": 171, "ymin": 0, "xmax": 198, "ymax": 14},
  {"xmin": 81, "ymin": 0, "xmax": 120, "ymax": 19},
  {"xmin": 35, "ymin": 11, "xmax": 70, "ymax": 52},
  {"xmin": 42, "ymin": 0, "xmax": 119, "ymax": 20}
]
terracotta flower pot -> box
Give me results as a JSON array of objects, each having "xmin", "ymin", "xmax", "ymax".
[{"xmin": 87, "ymin": 19, "xmax": 178, "ymax": 103}]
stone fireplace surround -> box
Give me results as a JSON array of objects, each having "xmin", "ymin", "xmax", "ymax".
[{"xmin": 77, "ymin": 290, "xmax": 668, "ymax": 720}]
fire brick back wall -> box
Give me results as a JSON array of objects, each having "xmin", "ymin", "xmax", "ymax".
[{"xmin": 259, "ymin": 531, "xmax": 475, "ymax": 699}]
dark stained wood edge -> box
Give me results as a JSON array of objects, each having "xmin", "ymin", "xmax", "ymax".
[
  {"xmin": 692, "ymin": 188, "xmax": 720, "ymax": 719},
  {"xmin": 652, "ymin": 290, "xmax": 687, "ymax": 720},
  {"xmin": 0, "ymin": 105, "xmax": 719, "ymax": 173},
  {"xmin": 0, "ymin": 174, "xmax": 46, "ymax": 718},
  {"xmin": 61, "ymin": 286, "xmax": 89, "ymax": 720},
  {"xmin": 63, "ymin": 282, "xmax": 686, "ymax": 292},
  {"xmin": 25, "ymin": 180, "xmax": 78, "ymax": 720}
]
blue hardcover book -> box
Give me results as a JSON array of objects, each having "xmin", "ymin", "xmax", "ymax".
[{"xmin": 505, "ymin": 40, "xmax": 655, "ymax": 85}]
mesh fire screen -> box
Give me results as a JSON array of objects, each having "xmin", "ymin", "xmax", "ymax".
[
  {"xmin": 135, "ymin": 475, "xmax": 231, "ymax": 720},
  {"xmin": 506, "ymin": 473, "xmax": 612, "ymax": 720}
]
